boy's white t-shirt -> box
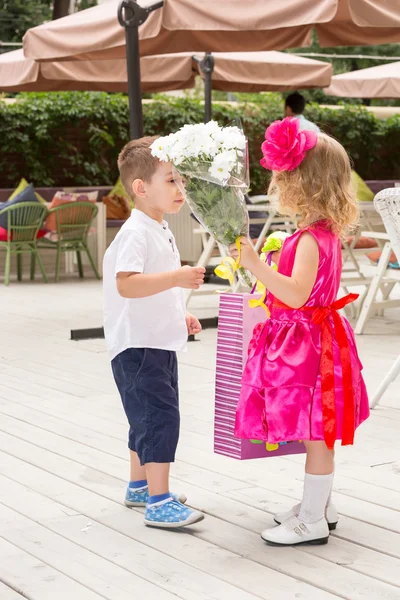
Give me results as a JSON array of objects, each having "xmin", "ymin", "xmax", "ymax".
[{"xmin": 103, "ymin": 209, "xmax": 187, "ymax": 360}]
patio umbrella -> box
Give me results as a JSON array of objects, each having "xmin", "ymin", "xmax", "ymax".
[
  {"xmin": 0, "ymin": 49, "xmax": 331, "ymax": 121},
  {"xmin": 23, "ymin": 1, "xmax": 400, "ymax": 61},
  {"xmin": 195, "ymin": 51, "xmax": 332, "ymax": 122},
  {"xmin": 198, "ymin": 51, "xmax": 332, "ymax": 93},
  {"xmin": 324, "ymin": 61, "xmax": 400, "ymax": 99},
  {"xmin": 0, "ymin": 48, "xmax": 196, "ymax": 93},
  {"xmin": 22, "ymin": 0, "xmax": 400, "ymax": 138}
]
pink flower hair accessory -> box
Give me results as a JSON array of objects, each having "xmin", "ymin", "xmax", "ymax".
[{"xmin": 260, "ymin": 117, "xmax": 318, "ymax": 172}]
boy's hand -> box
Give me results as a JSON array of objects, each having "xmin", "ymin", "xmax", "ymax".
[
  {"xmin": 186, "ymin": 312, "xmax": 202, "ymax": 335},
  {"xmin": 229, "ymin": 237, "xmax": 258, "ymax": 272},
  {"xmin": 175, "ymin": 265, "xmax": 206, "ymax": 289}
]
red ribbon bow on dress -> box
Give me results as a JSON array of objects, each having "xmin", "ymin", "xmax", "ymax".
[
  {"xmin": 311, "ymin": 293, "xmax": 359, "ymax": 450},
  {"xmin": 274, "ymin": 293, "xmax": 359, "ymax": 450}
]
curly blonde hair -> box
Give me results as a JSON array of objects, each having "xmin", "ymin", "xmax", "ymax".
[{"xmin": 268, "ymin": 133, "xmax": 359, "ymax": 237}]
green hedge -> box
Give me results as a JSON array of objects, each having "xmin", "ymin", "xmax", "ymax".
[{"xmin": 0, "ymin": 92, "xmax": 399, "ymax": 194}]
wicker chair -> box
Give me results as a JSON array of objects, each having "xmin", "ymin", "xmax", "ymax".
[{"xmin": 0, "ymin": 202, "xmax": 48, "ymax": 286}]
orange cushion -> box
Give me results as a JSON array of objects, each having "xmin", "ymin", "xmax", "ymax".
[
  {"xmin": 345, "ymin": 235, "xmax": 379, "ymax": 249},
  {"xmin": 45, "ymin": 191, "xmax": 98, "ymax": 231},
  {"xmin": 367, "ymin": 250, "xmax": 398, "ymax": 264}
]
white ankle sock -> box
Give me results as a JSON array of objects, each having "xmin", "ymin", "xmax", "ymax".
[{"xmin": 299, "ymin": 473, "xmax": 334, "ymax": 524}]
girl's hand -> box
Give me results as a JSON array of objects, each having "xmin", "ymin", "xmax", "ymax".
[
  {"xmin": 271, "ymin": 249, "xmax": 282, "ymax": 267},
  {"xmin": 229, "ymin": 237, "xmax": 259, "ymax": 272}
]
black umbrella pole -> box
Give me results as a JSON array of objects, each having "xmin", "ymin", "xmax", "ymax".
[
  {"xmin": 118, "ymin": 0, "xmax": 164, "ymax": 140},
  {"xmin": 125, "ymin": 25, "xmax": 143, "ymax": 139},
  {"xmin": 204, "ymin": 70, "xmax": 212, "ymax": 123},
  {"xmin": 201, "ymin": 53, "xmax": 215, "ymax": 123}
]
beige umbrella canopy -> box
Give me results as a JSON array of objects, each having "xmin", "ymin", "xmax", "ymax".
[
  {"xmin": 200, "ymin": 51, "xmax": 332, "ymax": 93},
  {"xmin": 0, "ymin": 49, "xmax": 196, "ymax": 93},
  {"xmin": 315, "ymin": 0, "xmax": 400, "ymax": 47},
  {"xmin": 22, "ymin": 0, "xmax": 400, "ymax": 138},
  {"xmin": 325, "ymin": 61, "xmax": 400, "ymax": 99},
  {"xmin": 23, "ymin": 0, "xmax": 400, "ymax": 62},
  {"xmin": 0, "ymin": 49, "xmax": 332, "ymax": 93}
]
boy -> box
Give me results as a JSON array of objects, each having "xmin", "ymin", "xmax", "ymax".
[
  {"xmin": 284, "ymin": 92, "xmax": 320, "ymax": 133},
  {"xmin": 103, "ymin": 136, "xmax": 205, "ymax": 528}
]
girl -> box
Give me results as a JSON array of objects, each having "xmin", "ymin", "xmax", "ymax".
[{"xmin": 230, "ymin": 117, "xmax": 369, "ymax": 547}]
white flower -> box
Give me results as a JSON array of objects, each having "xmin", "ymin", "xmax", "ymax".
[
  {"xmin": 150, "ymin": 134, "xmax": 177, "ymax": 162},
  {"xmin": 214, "ymin": 149, "xmax": 237, "ymax": 165},
  {"xmin": 216, "ymin": 127, "xmax": 246, "ymax": 151},
  {"xmin": 203, "ymin": 120, "xmax": 221, "ymax": 134},
  {"xmin": 150, "ymin": 121, "xmax": 247, "ymax": 179},
  {"xmin": 150, "ymin": 140, "xmax": 168, "ymax": 161},
  {"xmin": 209, "ymin": 162, "xmax": 231, "ymax": 182}
]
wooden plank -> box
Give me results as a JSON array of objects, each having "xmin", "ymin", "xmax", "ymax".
[
  {"xmin": 4, "ymin": 385, "xmax": 397, "ymax": 519},
  {"xmin": 0, "ymin": 503, "xmax": 199, "ymax": 600},
  {"xmin": 0, "ymin": 377, "xmax": 116, "ymax": 415},
  {"xmin": 178, "ymin": 415, "xmax": 400, "ymax": 492},
  {"xmin": 0, "ymin": 582, "xmax": 25, "ymax": 599},
  {"xmin": 3, "ymin": 381, "xmax": 400, "ymax": 466},
  {"xmin": 1, "ymin": 407, "xmax": 399, "ymax": 537},
  {"xmin": 0, "ymin": 388, "xmax": 126, "ymax": 443},
  {"xmin": 1, "ymin": 400, "xmax": 399, "ymax": 549},
  {"xmin": 0, "ymin": 363, "xmax": 112, "ymax": 398},
  {"xmin": 0, "ymin": 538, "xmax": 104, "ymax": 600},
  {"xmin": 0, "ymin": 352, "xmax": 113, "ymax": 388},
  {"xmin": 0, "ymin": 451, "xmax": 338, "ymax": 600},
  {"xmin": 0, "ymin": 389, "xmax": 400, "ymax": 510},
  {"xmin": 0, "ymin": 480, "xmax": 261, "ymax": 600},
  {"xmin": 0, "ymin": 399, "xmax": 127, "ymax": 460},
  {"xmin": 0, "ymin": 438, "xmax": 399, "ymax": 600},
  {"xmin": 1, "ymin": 383, "xmax": 398, "ymax": 520},
  {"xmin": 2, "ymin": 279, "xmax": 400, "ymax": 600}
]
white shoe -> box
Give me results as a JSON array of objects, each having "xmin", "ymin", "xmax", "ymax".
[
  {"xmin": 274, "ymin": 502, "xmax": 338, "ymax": 531},
  {"xmin": 262, "ymin": 515, "xmax": 329, "ymax": 546}
]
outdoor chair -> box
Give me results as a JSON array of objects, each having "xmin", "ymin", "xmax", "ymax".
[
  {"xmin": 340, "ymin": 203, "xmax": 388, "ymax": 320},
  {"xmin": 352, "ymin": 189, "xmax": 400, "ymax": 335},
  {"xmin": 34, "ymin": 201, "xmax": 101, "ymax": 282},
  {"xmin": 0, "ymin": 201, "xmax": 48, "ymax": 286},
  {"xmin": 365, "ymin": 188, "xmax": 400, "ymax": 408}
]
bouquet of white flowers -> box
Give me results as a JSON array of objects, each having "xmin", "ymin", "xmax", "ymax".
[{"xmin": 151, "ymin": 120, "xmax": 252, "ymax": 287}]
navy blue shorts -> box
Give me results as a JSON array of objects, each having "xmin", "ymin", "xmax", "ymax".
[{"xmin": 111, "ymin": 348, "xmax": 179, "ymax": 465}]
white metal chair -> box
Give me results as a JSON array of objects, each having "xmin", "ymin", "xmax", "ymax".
[
  {"xmin": 340, "ymin": 203, "xmax": 388, "ymax": 319},
  {"xmin": 366, "ymin": 188, "xmax": 400, "ymax": 408},
  {"xmin": 353, "ymin": 195, "xmax": 400, "ymax": 335}
]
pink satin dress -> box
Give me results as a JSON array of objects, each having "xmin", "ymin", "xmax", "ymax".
[{"xmin": 235, "ymin": 222, "xmax": 369, "ymax": 448}]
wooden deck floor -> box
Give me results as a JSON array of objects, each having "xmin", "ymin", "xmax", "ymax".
[{"xmin": 0, "ymin": 279, "xmax": 399, "ymax": 600}]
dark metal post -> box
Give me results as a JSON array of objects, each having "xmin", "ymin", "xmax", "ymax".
[
  {"xmin": 193, "ymin": 53, "xmax": 215, "ymax": 123},
  {"xmin": 118, "ymin": 0, "xmax": 163, "ymax": 139}
]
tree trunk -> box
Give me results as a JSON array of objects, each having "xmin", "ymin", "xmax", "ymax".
[{"xmin": 52, "ymin": 0, "xmax": 71, "ymax": 20}]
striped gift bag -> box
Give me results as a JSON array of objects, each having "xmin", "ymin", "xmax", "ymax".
[{"xmin": 214, "ymin": 292, "xmax": 305, "ymax": 460}]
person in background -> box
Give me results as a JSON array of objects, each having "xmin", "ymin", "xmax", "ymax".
[{"xmin": 285, "ymin": 92, "xmax": 320, "ymax": 133}]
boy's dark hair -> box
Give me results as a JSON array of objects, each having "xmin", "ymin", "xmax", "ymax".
[
  {"xmin": 285, "ymin": 92, "xmax": 306, "ymax": 115},
  {"xmin": 118, "ymin": 136, "xmax": 160, "ymax": 200}
]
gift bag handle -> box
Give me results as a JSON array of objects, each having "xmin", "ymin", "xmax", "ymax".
[
  {"xmin": 248, "ymin": 251, "xmax": 274, "ymax": 315},
  {"xmin": 250, "ymin": 251, "xmax": 273, "ymax": 295}
]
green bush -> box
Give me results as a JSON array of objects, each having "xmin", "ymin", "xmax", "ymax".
[{"xmin": 0, "ymin": 92, "xmax": 399, "ymax": 194}]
